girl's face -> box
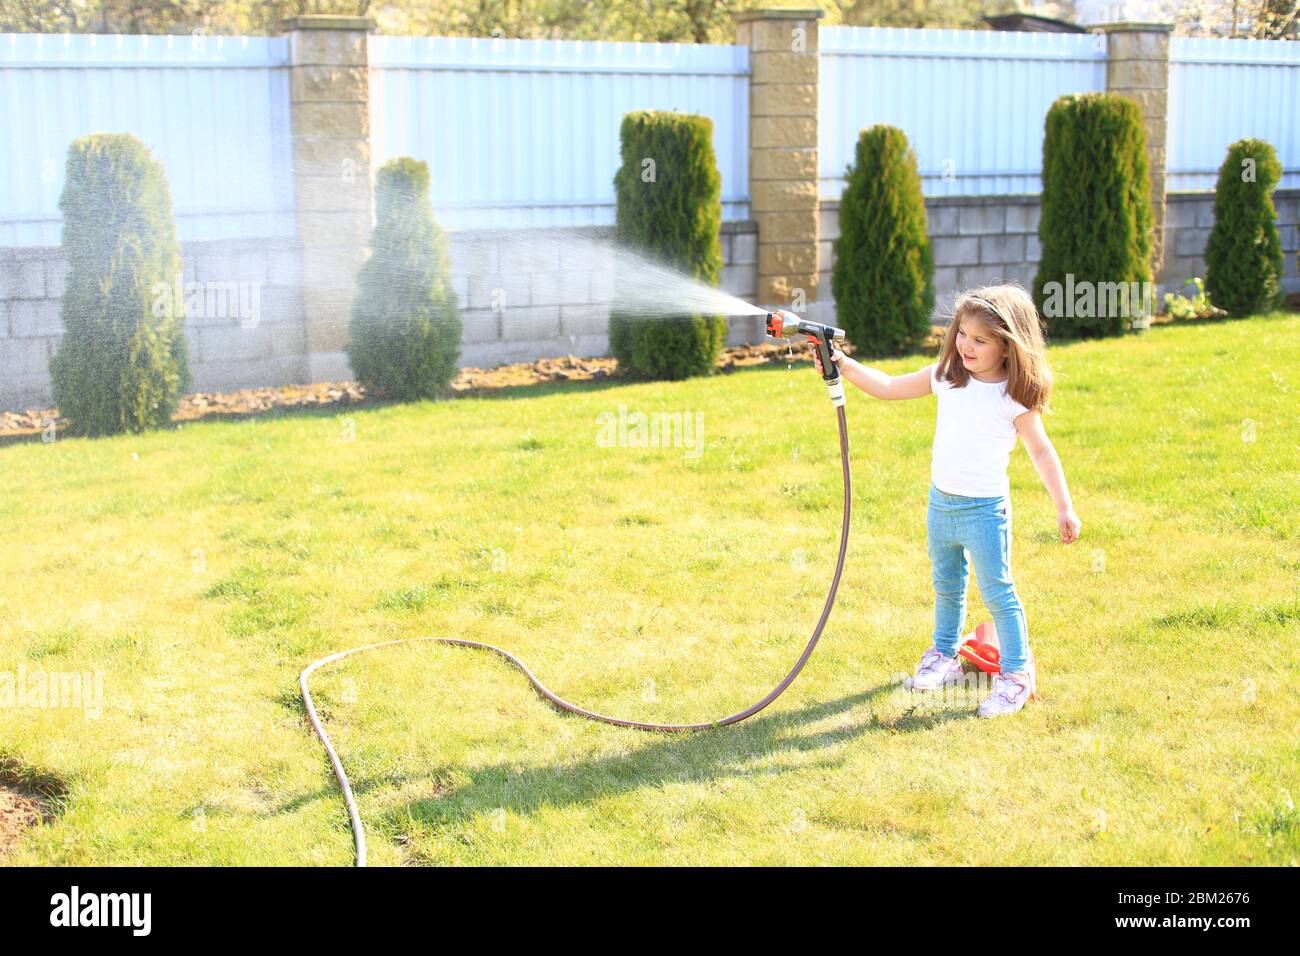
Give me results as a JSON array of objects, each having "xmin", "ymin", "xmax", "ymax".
[{"xmin": 955, "ymin": 314, "xmax": 1009, "ymax": 378}]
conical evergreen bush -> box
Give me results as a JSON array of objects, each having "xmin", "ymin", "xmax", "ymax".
[
  {"xmin": 608, "ymin": 111, "xmax": 726, "ymax": 380},
  {"xmin": 348, "ymin": 157, "xmax": 462, "ymax": 401},
  {"xmin": 832, "ymin": 124, "xmax": 934, "ymax": 357},
  {"xmin": 1204, "ymin": 138, "xmax": 1284, "ymax": 316},
  {"xmin": 51, "ymin": 133, "xmax": 189, "ymax": 437},
  {"xmin": 1032, "ymin": 93, "xmax": 1154, "ymax": 338}
]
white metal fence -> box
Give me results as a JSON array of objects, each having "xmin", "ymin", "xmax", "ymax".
[
  {"xmin": 819, "ymin": 26, "xmax": 1108, "ymax": 199},
  {"xmin": 0, "ymin": 32, "xmax": 294, "ymax": 246},
  {"xmin": 3, "ymin": 27, "xmax": 1299, "ymax": 247},
  {"xmin": 1168, "ymin": 36, "xmax": 1300, "ymax": 192},
  {"xmin": 368, "ymin": 35, "xmax": 751, "ymax": 230}
]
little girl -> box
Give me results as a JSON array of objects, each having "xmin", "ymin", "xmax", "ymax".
[{"xmin": 810, "ymin": 284, "xmax": 1080, "ymax": 718}]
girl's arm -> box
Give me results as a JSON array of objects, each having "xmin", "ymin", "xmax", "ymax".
[
  {"xmin": 812, "ymin": 347, "xmax": 933, "ymax": 400},
  {"xmin": 1015, "ymin": 410, "xmax": 1081, "ymax": 544}
]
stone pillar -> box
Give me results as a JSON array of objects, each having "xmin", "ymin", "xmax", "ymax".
[
  {"xmin": 1092, "ymin": 21, "xmax": 1172, "ymax": 280},
  {"xmin": 735, "ymin": 8, "xmax": 823, "ymax": 320},
  {"xmin": 284, "ymin": 15, "xmax": 374, "ymax": 382}
]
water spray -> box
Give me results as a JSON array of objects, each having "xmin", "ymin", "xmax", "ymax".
[{"xmin": 301, "ymin": 307, "xmax": 854, "ymax": 866}]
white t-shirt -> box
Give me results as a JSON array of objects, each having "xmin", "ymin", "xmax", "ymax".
[{"xmin": 929, "ymin": 362, "xmax": 1030, "ymax": 498}]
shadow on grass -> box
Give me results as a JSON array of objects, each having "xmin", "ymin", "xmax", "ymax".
[
  {"xmin": 275, "ymin": 671, "xmax": 979, "ymax": 857},
  {"xmin": 276, "ymin": 676, "xmax": 956, "ymax": 858},
  {"xmin": 279, "ymin": 665, "xmax": 987, "ymax": 837},
  {"xmin": 379, "ymin": 678, "xmax": 984, "ymax": 851}
]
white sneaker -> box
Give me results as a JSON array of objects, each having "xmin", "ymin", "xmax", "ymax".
[
  {"xmin": 977, "ymin": 659, "xmax": 1038, "ymax": 718},
  {"xmin": 903, "ymin": 646, "xmax": 965, "ymax": 692}
]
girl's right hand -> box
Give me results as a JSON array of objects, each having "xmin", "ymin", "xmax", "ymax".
[
  {"xmin": 1057, "ymin": 507, "xmax": 1081, "ymax": 545},
  {"xmin": 811, "ymin": 344, "xmax": 845, "ymax": 376}
]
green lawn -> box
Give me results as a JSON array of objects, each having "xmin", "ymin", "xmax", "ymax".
[{"xmin": 1, "ymin": 311, "xmax": 1297, "ymax": 866}]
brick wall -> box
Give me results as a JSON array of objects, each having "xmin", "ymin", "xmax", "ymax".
[
  {"xmin": 1164, "ymin": 189, "xmax": 1300, "ymax": 295},
  {"xmin": 812, "ymin": 195, "xmax": 1042, "ymax": 325},
  {"xmin": 5, "ymin": 187, "xmax": 1294, "ymax": 413},
  {"xmin": 0, "ymin": 239, "xmax": 307, "ymax": 412},
  {"xmin": 810, "ymin": 189, "xmax": 1300, "ymax": 327},
  {"xmin": 449, "ymin": 220, "xmax": 760, "ymax": 370},
  {"xmin": 0, "ymin": 222, "xmax": 760, "ymax": 412}
]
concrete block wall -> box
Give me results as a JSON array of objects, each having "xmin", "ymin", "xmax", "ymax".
[
  {"xmin": 0, "ymin": 239, "xmax": 307, "ymax": 411},
  {"xmin": 812, "ymin": 188, "xmax": 1300, "ymax": 329},
  {"xmin": 1164, "ymin": 189, "xmax": 1300, "ymax": 295},
  {"xmin": 7, "ymin": 189, "xmax": 1295, "ymax": 411},
  {"xmin": 0, "ymin": 225, "xmax": 758, "ymax": 411},
  {"xmin": 450, "ymin": 220, "xmax": 760, "ymax": 369},
  {"xmin": 180, "ymin": 239, "xmax": 309, "ymax": 392},
  {"xmin": 0, "ymin": 246, "xmax": 64, "ymax": 410},
  {"xmin": 813, "ymin": 195, "xmax": 1044, "ymax": 325}
]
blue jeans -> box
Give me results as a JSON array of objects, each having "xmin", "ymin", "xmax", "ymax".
[{"xmin": 926, "ymin": 482, "xmax": 1030, "ymax": 673}]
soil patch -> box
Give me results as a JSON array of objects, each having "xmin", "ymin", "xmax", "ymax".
[
  {"xmin": 0, "ymin": 784, "xmax": 43, "ymax": 857},
  {"xmin": 1, "ymin": 338, "xmax": 866, "ymax": 440}
]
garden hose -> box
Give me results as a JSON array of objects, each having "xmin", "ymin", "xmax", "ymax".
[{"xmin": 301, "ymin": 384, "xmax": 852, "ymax": 866}]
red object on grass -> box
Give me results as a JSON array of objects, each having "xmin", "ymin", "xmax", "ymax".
[{"xmin": 958, "ymin": 620, "xmax": 1001, "ymax": 674}]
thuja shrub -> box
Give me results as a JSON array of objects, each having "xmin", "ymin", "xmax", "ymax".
[
  {"xmin": 50, "ymin": 133, "xmax": 190, "ymax": 437},
  {"xmin": 1032, "ymin": 93, "xmax": 1154, "ymax": 338},
  {"xmin": 832, "ymin": 124, "xmax": 935, "ymax": 356},
  {"xmin": 1204, "ymin": 138, "xmax": 1285, "ymax": 316},
  {"xmin": 608, "ymin": 111, "xmax": 727, "ymax": 380},
  {"xmin": 348, "ymin": 157, "xmax": 462, "ymax": 401}
]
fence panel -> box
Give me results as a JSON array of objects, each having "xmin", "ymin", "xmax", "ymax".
[
  {"xmin": 1168, "ymin": 36, "xmax": 1300, "ymax": 192},
  {"xmin": 819, "ymin": 26, "xmax": 1108, "ymax": 199},
  {"xmin": 368, "ymin": 35, "xmax": 750, "ymax": 230},
  {"xmin": 0, "ymin": 32, "xmax": 294, "ymax": 246}
]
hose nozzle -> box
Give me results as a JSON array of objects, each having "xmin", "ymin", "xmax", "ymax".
[
  {"xmin": 767, "ymin": 311, "xmax": 846, "ymax": 403},
  {"xmin": 765, "ymin": 311, "xmax": 845, "ymax": 346}
]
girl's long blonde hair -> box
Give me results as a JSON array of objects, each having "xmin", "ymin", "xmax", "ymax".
[{"xmin": 936, "ymin": 283, "xmax": 1053, "ymax": 413}]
